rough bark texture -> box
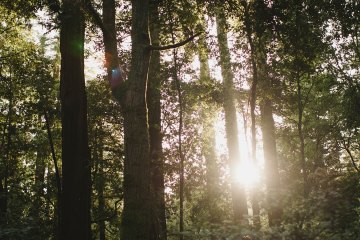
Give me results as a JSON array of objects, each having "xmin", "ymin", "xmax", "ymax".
[
  {"xmin": 59, "ymin": 0, "xmax": 91, "ymax": 239},
  {"xmin": 120, "ymin": 0, "xmax": 152, "ymax": 239},
  {"xmin": 148, "ymin": 4, "xmax": 167, "ymax": 240},
  {"xmin": 216, "ymin": 11, "xmax": 248, "ymax": 222}
]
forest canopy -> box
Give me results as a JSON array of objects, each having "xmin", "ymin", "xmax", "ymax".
[{"xmin": 0, "ymin": 0, "xmax": 359, "ymax": 240}]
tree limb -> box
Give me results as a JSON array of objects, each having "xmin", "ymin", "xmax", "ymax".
[
  {"xmin": 43, "ymin": 109, "xmax": 62, "ymax": 195},
  {"xmin": 341, "ymin": 139, "xmax": 360, "ymax": 173},
  {"xmin": 91, "ymin": 198, "xmax": 122, "ymax": 223},
  {"xmin": 83, "ymin": 0, "xmax": 108, "ymax": 36},
  {"xmin": 148, "ymin": 32, "xmax": 202, "ymax": 51}
]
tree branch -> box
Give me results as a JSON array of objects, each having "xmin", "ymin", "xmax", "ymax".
[
  {"xmin": 341, "ymin": 139, "xmax": 360, "ymax": 173},
  {"xmin": 83, "ymin": 0, "xmax": 108, "ymax": 36},
  {"xmin": 148, "ymin": 32, "xmax": 202, "ymax": 51},
  {"xmin": 43, "ymin": 109, "xmax": 62, "ymax": 195},
  {"xmin": 91, "ymin": 198, "xmax": 122, "ymax": 223}
]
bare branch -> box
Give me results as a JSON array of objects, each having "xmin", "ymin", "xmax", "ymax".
[{"xmin": 148, "ymin": 32, "xmax": 202, "ymax": 51}]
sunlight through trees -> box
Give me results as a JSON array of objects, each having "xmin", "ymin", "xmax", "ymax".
[{"xmin": 0, "ymin": 0, "xmax": 359, "ymax": 239}]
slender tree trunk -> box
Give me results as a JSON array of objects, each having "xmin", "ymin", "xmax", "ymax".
[
  {"xmin": 34, "ymin": 120, "xmax": 46, "ymax": 201},
  {"xmin": 148, "ymin": 3, "xmax": 167, "ymax": 240},
  {"xmin": 260, "ymin": 99, "xmax": 282, "ymax": 228},
  {"xmin": 91, "ymin": 123, "xmax": 106, "ymax": 240},
  {"xmin": 197, "ymin": 17, "xmax": 221, "ymax": 225},
  {"xmin": 97, "ymin": 140, "xmax": 106, "ymax": 240},
  {"xmin": 0, "ymin": 94, "xmax": 12, "ymax": 226},
  {"xmin": 32, "ymin": 121, "xmax": 47, "ymax": 221},
  {"xmin": 242, "ymin": 1, "xmax": 261, "ymax": 229},
  {"xmin": 120, "ymin": 1, "xmax": 152, "ymax": 239},
  {"xmin": 100, "ymin": 3, "xmax": 118, "ymax": 237},
  {"xmin": 296, "ymin": 74, "xmax": 308, "ymax": 197},
  {"xmin": 43, "ymin": 109, "xmax": 62, "ymax": 220},
  {"xmin": 215, "ymin": 11, "xmax": 248, "ymax": 222},
  {"xmin": 103, "ymin": 0, "xmax": 123, "ymax": 96},
  {"xmin": 172, "ymin": 47, "xmax": 185, "ymax": 240},
  {"xmin": 294, "ymin": 3, "xmax": 308, "ymax": 198},
  {"xmin": 59, "ymin": 0, "xmax": 91, "ymax": 239}
]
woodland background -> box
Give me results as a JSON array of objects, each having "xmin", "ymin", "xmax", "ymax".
[{"xmin": 0, "ymin": 0, "xmax": 359, "ymax": 239}]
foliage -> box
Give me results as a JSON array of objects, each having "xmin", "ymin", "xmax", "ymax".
[{"xmin": 0, "ymin": 0, "xmax": 359, "ymax": 239}]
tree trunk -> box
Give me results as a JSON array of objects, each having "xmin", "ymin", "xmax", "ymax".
[
  {"xmin": 120, "ymin": 0, "xmax": 152, "ymax": 239},
  {"xmin": 242, "ymin": 1, "xmax": 261, "ymax": 229},
  {"xmin": 148, "ymin": 3, "xmax": 167, "ymax": 240},
  {"xmin": 197, "ymin": 17, "xmax": 221, "ymax": 225},
  {"xmin": 171, "ymin": 42, "xmax": 184, "ymax": 240},
  {"xmin": 59, "ymin": 0, "xmax": 91, "ymax": 239},
  {"xmin": 260, "ymin": 99, "xmax": 282, "ymax": 228},
  {"xmin": 0, "ymin": 94, "xmax": 12, "ymax": 226},
  {"xmin": 97, "ymin": 138, "xmax": 106, "ymax": 240},
  {"xmin": 296, "ymin": 73, "xmax": 308, "ymax": 197},
  {"xmin": 215, "ymin": 11, "xmax": 248, "ymax": 222},
  {"xmin": 103, "ymin": 0, "xmax": 123, "ymax": 96}
]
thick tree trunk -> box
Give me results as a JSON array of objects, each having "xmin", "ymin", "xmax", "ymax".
[
  {"xmin": 120, "ymin": 1, "xmax": 152, "ymax": 239},
  {"xmin": 260, "ymin": 99, "xmax": 282, "ymax": 228},
  {"xmin": 59, "ymin": 0, "xmax": 91, "ymax": 239},
  {"xmin": 148, "ymin": 4, "xmax": 167, "ymax": 240},
  {"xmin": 215, "ymin": 11, "xmax": 248, "ymax": 222}
]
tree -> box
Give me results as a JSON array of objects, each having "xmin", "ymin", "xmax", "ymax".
[
  {"xmin": 216, "ymin": 8, "xmax": 248, "ymax": 223},
  {"xmin": 59, "ymin": 0, "xmax": 91, "ymax": 239},
  {"xmin": 148, "ymin": 3, "xmax": 167, "ymax": 239}
]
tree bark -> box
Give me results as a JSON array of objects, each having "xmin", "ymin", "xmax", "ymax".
[
  {"xmin": 148, "ymin": 3, "xmax": 167, "ymax": 240},
  {"xmin": 102, "ymin": 0, "xmax": 123, "ymax": 95},
  {"xmin": 120, "ymin": 1, "xmax": 152, "ymax": 239},
  {"xmin": 59, "ymin": 0, "xmax": 91, "ymax": 239},
  {"xmin": 215, "ymin": 11, "xmax": 248, "ymax": 222},
  {"xmin": 260, "ymin": 99, "xmax": 282, "ymax": 228}
]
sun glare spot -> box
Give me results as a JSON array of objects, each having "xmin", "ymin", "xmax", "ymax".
[{"xmin": 235, "ymin": 162, "xmax": 260, "ymax": 188}]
